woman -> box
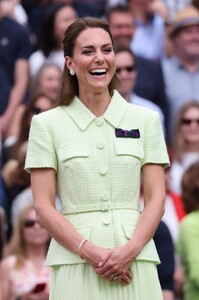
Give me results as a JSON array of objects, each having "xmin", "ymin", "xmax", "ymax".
[
  {"xmin": 169, "ymin": 101, "xmax": 199, "ymax": 194},
  {"xmin": 4, "ymin": 93, "xmax": 55, "ymax": 162},
  {"xmin": 0, "ymin": 204, "xmax": 51, "ymax": 300},
  {"xmin": 176, "ymin": 162, "xmax": 199, "ymax": 300},
  {"xmin": 25, "ymin": 17, "xmax": 169, "ymax": 299},
  {"xmin": 29, "ymin": 3, "xmax": 77, "ymax": 76}
]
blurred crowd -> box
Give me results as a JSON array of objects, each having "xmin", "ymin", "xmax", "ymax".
[{"xmin": 0, "ymin": 0, "xmax": 199, "ymax": 299}]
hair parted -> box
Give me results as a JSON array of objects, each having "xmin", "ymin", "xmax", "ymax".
[{"xmin": 58, "ymin": 17, "xmax": 118, "ymax": 106}]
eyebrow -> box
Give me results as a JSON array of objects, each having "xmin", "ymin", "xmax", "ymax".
[{"xmin": 81, "ymin": 43, "xmax": 113, "ymax": 49}]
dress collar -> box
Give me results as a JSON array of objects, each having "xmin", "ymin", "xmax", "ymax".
[{"xmin": 63, "ymin": 90, "xmax": 128, "ymax": 131}]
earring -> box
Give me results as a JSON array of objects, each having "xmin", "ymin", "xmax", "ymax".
[{"xmin": 69, "ymin": 69, "xmax": 75, "ymax": 76}]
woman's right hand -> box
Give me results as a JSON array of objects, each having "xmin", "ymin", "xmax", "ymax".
[{"xmin": 80, "ymin": 241, "xmax": 133, "ymax": 285}]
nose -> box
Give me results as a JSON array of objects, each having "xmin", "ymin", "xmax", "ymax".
[{"xmin": 95, "ymin": 50, "xmax": 105, "ymax": 63}]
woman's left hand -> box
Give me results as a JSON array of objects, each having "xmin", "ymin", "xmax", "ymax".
[{"xmin": 94, "ymin": 244, "xmax": 135, "ymax": 282}]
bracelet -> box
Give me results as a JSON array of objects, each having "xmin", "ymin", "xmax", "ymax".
[{"xmin": 78, "ymin": 239, "xmax": 88, "ymax": 259}]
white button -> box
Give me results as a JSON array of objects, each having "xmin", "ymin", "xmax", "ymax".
[
  {"xmin": 99, "ymin": 167, "xmax": 107, "ymax": 175},
  {"xmin": 102, "ymin": 194, "xmax": 110, "ymax": 201},
  {"xmin": 97, "ymin": 142, "xmax": 105, "ymax": 149},
  {"xmin": 95, "ymin": 118, "xmax": 103, "ymax": 127},
  {"xmin": 103, "ymin": 220, "xmax": 110, "ymax": 225}
]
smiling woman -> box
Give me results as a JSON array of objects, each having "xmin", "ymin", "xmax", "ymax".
[{"xmin": 25, "ymin": 17, "xmax": 169, "ymax": 300}]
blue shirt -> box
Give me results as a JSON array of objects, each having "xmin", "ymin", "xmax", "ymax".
[
  {"xmin": 162, "ymin": 56, "xmax": 199, "ymax": 139},
  {"xmin": 0, "ymin": 17, "xmax": 31, "ymax": 114}
]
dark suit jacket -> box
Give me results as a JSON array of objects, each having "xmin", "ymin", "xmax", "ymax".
[
  {"xmin": 154, "ymin": 220, "xmax": 175, "ymax": 291},
  {"xmin": 135, "ymin": 56, "xmax": 170, "ymax": 137}
]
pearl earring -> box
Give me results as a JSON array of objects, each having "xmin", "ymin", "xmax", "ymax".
[{"xmin": 69, "ymin": 69, "xmax": 75, "ymax": 76}]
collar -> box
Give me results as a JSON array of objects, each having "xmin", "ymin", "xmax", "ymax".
[{"xmin": 63, "ymin": 90, "xmax": 128, "ymax": 131}]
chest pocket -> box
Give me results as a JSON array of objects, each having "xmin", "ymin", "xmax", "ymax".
[
  {"xmin": 58, "ymin": 143, "xmax": 90, "ymax": 162},
  {"xmin": 114, "ymin": 140, "xmax": 144, "ymax": 159}
]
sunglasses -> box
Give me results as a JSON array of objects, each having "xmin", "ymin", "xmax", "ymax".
[
  {"xmin": 116, "ymin": 65, "xmax": 136, "ymax": 74},
  {"xmin": 181, "ymin": 118, "xmax": 199, "ymax": 126},
  {"xmin": 24, "ymin": 219, "xmax": 40, "ymax": 228}
]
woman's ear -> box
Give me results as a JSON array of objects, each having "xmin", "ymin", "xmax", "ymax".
[{"xmin": 65, "ymin": 56, "xmax": 73, "ymax": 70}]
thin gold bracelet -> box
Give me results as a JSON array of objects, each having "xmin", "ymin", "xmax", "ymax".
[{"xmin": 78, "ymin": 239, "xmax": 88, "ymax": 259}]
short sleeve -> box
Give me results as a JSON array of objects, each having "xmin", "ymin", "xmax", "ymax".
[
  {"xmin": 25, "ymin": 115, "xmax": 57, "ymax": 173},
  {"xmin": 141, "ymin": 112, "xmax": 169, "ymax": 168}
]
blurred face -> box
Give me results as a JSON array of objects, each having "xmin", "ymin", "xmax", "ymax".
[
  {"xmin": 23, "ymin": 209, "xmax": 49, "ymax": 247},
  {"xmin": 109, "ymin": 12, "xmax": 135, "ymax": 47},
  {"xmin": 181, "ymin": 106, "xmax": 199, "ymax": 145},
  {"xmin": 66, "ymin": 28, "xmax": 116, "ymax": 95},
  {"xmin": 174, "ymin": 25, "xmax": 199, "ymax": 59},
  {"xmin": 39, "ymin": 66, "xmax": 61, "ymax": 101},
  {"xmin": 54, "ymin": 6, "xmax": 77, "ymax": 43},
  {"xmin": 115, "ymin": 51, "xmax": 137, "ymax": 96}
]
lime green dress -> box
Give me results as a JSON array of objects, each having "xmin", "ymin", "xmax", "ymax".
[{"xmin": 25, "ymin": 90, "xmax": 169, "ymax": 299}]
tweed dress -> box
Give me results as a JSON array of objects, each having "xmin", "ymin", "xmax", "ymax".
[{"xmin": 25, "ymin": 90, "xmax": 169, "ymax": 300}]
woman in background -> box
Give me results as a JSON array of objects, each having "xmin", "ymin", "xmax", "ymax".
[
  {"xmin": 0, "ymin": 204, "xmax": 51, "ymax": 300},
  {"xmin": 169, "ymin": 101, "xmax": 199, "ymax": 194}
]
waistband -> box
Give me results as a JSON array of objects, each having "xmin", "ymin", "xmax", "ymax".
[{"xmin": 62, "ymin": 202, "xmax": 139, "ymax": 215}]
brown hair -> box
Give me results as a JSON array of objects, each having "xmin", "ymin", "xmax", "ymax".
[
  {"xmin": 58, "ymin": 17, "xmax": 118, "ymax": 105},
  {"xmin": 172, "ymin": 101, "xmax": 199, "ymax": 161},
  {"xmin": 181, "ymin": 161, "xmax": 199, "ymax": 213}
]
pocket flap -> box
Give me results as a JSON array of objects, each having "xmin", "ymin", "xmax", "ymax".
[
  {"xmin": 58, "ymin": 143, "xmax": 89, "ymax": 161},
  {"xmin": 114, "ymin": 141, "xmax": 144, "ymax": 159},
  {"xmin": 122, "ymin": 224, "xmax": 136, "ymax": 239}
]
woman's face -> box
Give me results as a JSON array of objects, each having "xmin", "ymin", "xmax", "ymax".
[
  {"xmin": 181, "ymin": 106, "xmax": 199, "ymax": 145},
  {"xmin": 22, "ymin": 209, "xmax": 49, "ymax": 247},
  {"xmin": 115, "ymin": 51, "xmax": 137, "ymax": 96},
  {"xmin": 66, "ymin": 27, "xmax": 116, "ymax": 95},
  {"xmin": 39, "ymin": 66, "xmax": 62, "ymax": 101},
  {"xmin": 54, "ymin": 6, "xmax": 77, "ymax": 43}
]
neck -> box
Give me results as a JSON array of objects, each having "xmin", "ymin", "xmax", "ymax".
[
  {"xmin": 25, "ymin": 244, "xmax": 46, "ymax": 261},
  {"xmin": 185, "ymin": 142, "xmax": 199, "ymax": 152},
  {"xmin": 79, "ymin": 90, "xmax": 111, "ymax": 117}
]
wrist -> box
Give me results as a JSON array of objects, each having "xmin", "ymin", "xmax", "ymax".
[
  {"xmin": 78, "ymin": 239, "xmax": 88, "ymax": 259},
  {"xmin": 125, "ymin": 240, "xmax": 142, "ymax": 259}
]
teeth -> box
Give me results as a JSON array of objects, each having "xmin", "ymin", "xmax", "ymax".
[{"xmin": 90, "ymin": 69, "xmax": 107, "ymax": 74}]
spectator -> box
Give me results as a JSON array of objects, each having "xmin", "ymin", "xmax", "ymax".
[
  {"xmin": 128, "ymin": 0, "xmax": 167, "ymax": 60},
  {"xmin": 6, "ymin": 63, "xmax": 62, "ymax": 145},
  {"xmin": 162, "ymin": 5, "xmax": 199, "ymax": 141},
  {"xmin": 0, "ymin": 204, "xmax": 51, "ymax": 300},
  {"xmin": 176, "ymin": 162, "xmax": 199, "ymax": 300},
  {"xmin": 0, "ymin": 3, "xmax": 31, "ymax": 139},
  {"xmin": 169, "ymin": 101, "xmax": 199, "ymax": 195},
  {"xmin": 115, "ymin": 45, "xmax": 165, "ymax": 131},
  {"xmin": 107, "ymin": 4, "xmax": 170, "ymax": 136},
  {"xmin": 29, "ymin": 3, "xmax": 77, "ymax": 76},
  {"xmin": 3, "ymin": 94, "xmax": 55, "ymax": 162}
]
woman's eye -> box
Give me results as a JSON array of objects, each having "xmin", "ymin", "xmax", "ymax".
[
  {"xmin": 82, "ymin": 50, "xmax": 93, "ymax": 55},
  {"xmin": 104, "ymin": 48, "xmax": 112, "ymax": 53}
]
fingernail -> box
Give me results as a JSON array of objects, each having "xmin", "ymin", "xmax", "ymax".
[{"xmin": 98, "ymin": 262, "xmax": 102, "ymax": 267}]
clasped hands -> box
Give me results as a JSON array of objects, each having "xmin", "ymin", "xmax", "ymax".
[{"xmin": 83, "ymin": 243, "xmax": 135, "ymax": 286}]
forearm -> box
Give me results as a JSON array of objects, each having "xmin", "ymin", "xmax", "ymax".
[
  {"xmin": 35, "ymin": 202, "xmax": 85, "ymax": 254},
  {"xmin": 126, "ymin": 196, "xmax": 165, "ymax": 257}
]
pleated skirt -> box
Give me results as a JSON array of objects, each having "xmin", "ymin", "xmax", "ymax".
[{"xmin": 49, "ymin": 261, "xmax": 163, "ymax": 300}]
